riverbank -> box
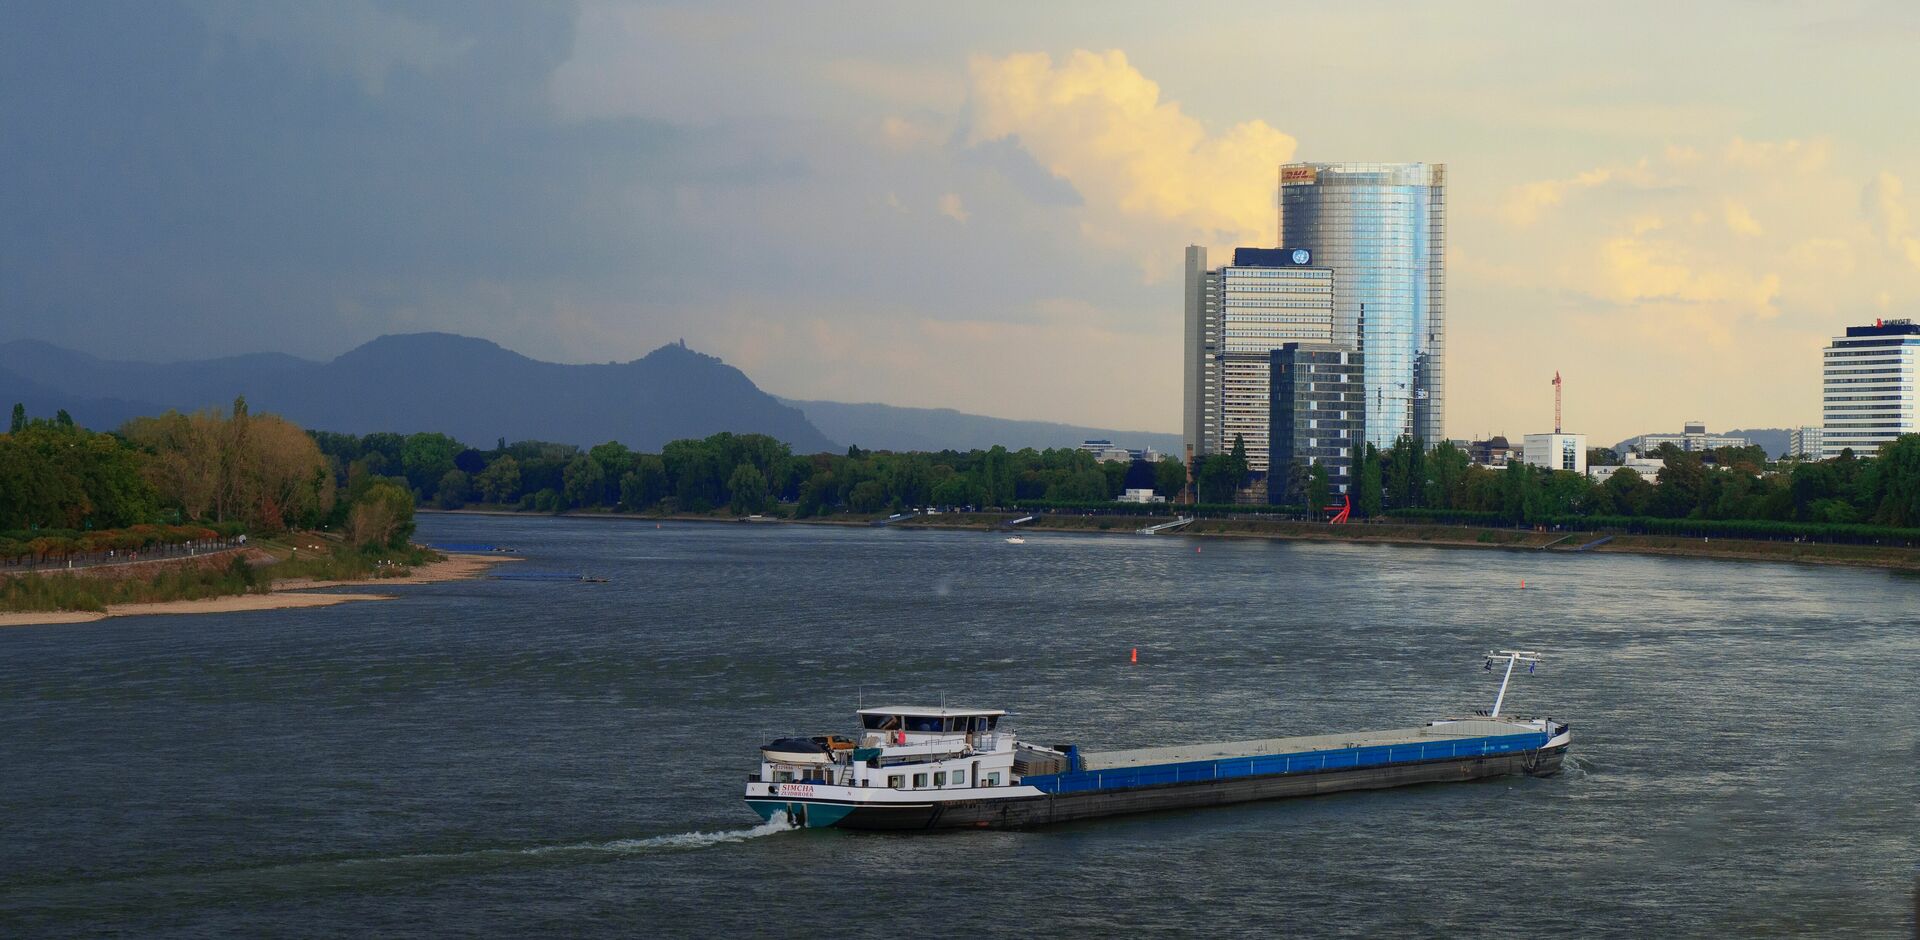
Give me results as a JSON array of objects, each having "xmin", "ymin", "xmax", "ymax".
[
  {"xmin": 418, "ymin": 507, "xmax": 1920, "ymax": 571},
  {"xmin": 0, "ymin": 547, "xmax": 518, "ymax": 627},
  {"xmin": 0, "ymin": 591, "xmax": 393, "ymax": 627}
]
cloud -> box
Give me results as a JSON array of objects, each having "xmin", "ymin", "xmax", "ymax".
[
  {"xmin": 188, "ymin": 0, "xmax": 474, "ymax": 95},
  {"xmin": 1723, "ymin": 201, "xmax": 1763, "ymax": 236},
  {"xmin": 1862, "ymin": 171, "xmax": 1920, "ymax": 269},
  {"xmin": 1503, "ymin": 164, "xmax": 1646, "ymax": 226},
  {"xmin": 939, "ymin": 192, "xmax": 970, "ymax": 223},
  {"xmin": 964, "ymin": 50, "xmax": 1296, "ymax": 269}
]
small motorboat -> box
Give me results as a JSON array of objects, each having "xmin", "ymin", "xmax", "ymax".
[{"xmin": 1005, "ymin": 536, "xmax": 1026, "ymax": 544}]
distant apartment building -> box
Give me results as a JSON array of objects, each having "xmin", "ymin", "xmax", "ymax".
[
  {"xmin": 1279, "ymin": 162, "xmax": 1447, "ymax": 447},
  {"xmin": 1467, "ymin": 436, "xmax": 1516, "ymax": 467},
  {"xmin": 1268, "ymin": 343, "xmax": 1365, "ymax": 502},
  {"xmin": 1821, "ymin": 318, "xmax": 1919, "ymax": 459},
  {"xmin": 1787, "ymin": 426, "xmax": 1823, "ymax": 460},
  {"xmin": 1181, "ymin": 246, "xmax": 1334, "ymax": 472},
  {"xmin": 1589, "ymin": 452, "xmax": 1665, "ymax": 484},
  {"xmin": 1522, "ymin": 432, "xmax": 1587, "ymax": 474},
  {"xmin": 1624, "ymin": 421, "xmax": 1752, "ymax": 453}
]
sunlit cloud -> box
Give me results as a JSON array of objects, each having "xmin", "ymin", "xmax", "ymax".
[
  {"xmin": 939, "ymin": 192, "xmax": 970, "ymax": 223},
  {"xmin": 965, "ymin": 50, "xmax": 1296, "ymax": 273}
]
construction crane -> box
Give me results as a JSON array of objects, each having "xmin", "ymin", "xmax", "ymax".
[{"xmin": 1552, "ymin": 371, "xmax": 1563, "ymax": 434}]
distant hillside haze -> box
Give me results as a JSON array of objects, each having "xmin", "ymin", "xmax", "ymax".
[
  {"xmin": 0, "ymin": 334, "xmax": 838, "ymax": 454},
  {"xmin": 784, "ymin": 398, "xmax": 1180, "ymax": 455},
  {"xmin": 0, "ymin": 333, "xmax": 1185, "ymax": 455}
]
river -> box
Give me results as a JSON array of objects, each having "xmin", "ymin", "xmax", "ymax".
[{"xmin": 2, "ymin": 514, "xmax": 1915, "ymax": 937}]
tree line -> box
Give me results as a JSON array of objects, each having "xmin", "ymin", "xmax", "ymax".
[
  {"xmin": 1328, "ymin": 435, "xmax": 1920, "ymax": 529},
  {"xmin": 2, "ymin": 401, "xmax": 412, "ymax": 554},
  {"xmin": 309, "ymin": 430, "xmax": 1191, "ymax": 517}
]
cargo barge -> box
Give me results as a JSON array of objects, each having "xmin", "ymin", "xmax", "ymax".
[{"xmin": 744, "ymin": 650, "xmax": 1570, "ymax": 830}]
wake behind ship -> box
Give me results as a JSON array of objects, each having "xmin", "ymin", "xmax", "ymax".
[{"xmin": 744, "ymin": 650, "xmax": 1570, "ymax": 830}]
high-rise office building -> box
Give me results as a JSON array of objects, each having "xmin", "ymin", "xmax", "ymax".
[
  {"xmin": 1822, "ymin": 318, "xmax": 1919, "ymax": 459},
  {"xmin": 1268, "ymin": 343, "xmax": 1365, "ymax": 503},
  {"xmin": 1279, "ymin": 162, "xmax": 1446, "ymax": 448},
  {"xmin": 1182, "ymin": 246, "xmax": 1333, "ymax": 472}
]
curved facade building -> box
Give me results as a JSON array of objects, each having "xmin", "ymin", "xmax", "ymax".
[{"xmin": 1279, "ymin": 163, "xmax": 1446, "ymax": 447}]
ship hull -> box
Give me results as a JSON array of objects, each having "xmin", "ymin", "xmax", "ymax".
[{"xmin": 748, "ymin": 743, "xmax": 1567, "ymax": 831}]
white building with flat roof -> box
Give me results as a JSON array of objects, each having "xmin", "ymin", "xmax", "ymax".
[
  {"xmin": 1522, "ymin": 432, "xmax": 1587, "ymax": 475},
  {"xmin": 1589, "ymin": 453, "xmax": 1664, "ymax": 484},
  {"xmin": 1822, "ymin": 319, "xmax": 1918, "ymax": 459}
]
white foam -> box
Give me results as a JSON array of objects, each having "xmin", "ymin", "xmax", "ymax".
[
  {"xmin": 351, "ymin": 817, "xmax": 794, "ymax": 867},
  {"xmin": 531, "ymin": 817, "xmax": 795, "ymax": 855}
]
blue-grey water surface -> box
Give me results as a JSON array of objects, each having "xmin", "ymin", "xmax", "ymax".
[{"xmin": 2, "ymin": 515, "xmax": 1916, "ymax": 937}]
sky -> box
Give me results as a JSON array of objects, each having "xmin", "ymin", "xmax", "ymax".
[{"xmin": 5, "ymin": 1, "xmax": 1920, "ymax": 443}]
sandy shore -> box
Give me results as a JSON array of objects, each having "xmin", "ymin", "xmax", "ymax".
[
  {"xmin": 0, "ymin": 592, "xmax": 393, "ymax": 627},
  {"xmin": 2, "ymin": 552, "xmax": 518, "ymax": 628},
  {"xmin": 271, "ymin": 552, "xmax": 519, "ymax": 590}
]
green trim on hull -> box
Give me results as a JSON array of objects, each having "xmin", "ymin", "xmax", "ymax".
[{"xmin": 745, "ymin": 799, "xmax": 856, "ymax": 828}]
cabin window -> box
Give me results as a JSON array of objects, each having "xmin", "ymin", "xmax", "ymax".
[
  {"xmin": 775, "ymin": 770, "xmax": 794, "ymax": 783},
  {"xmin": 986, "ymin": 772, "xmax": 1002, "ymax": 787},
  {"xmin": 933, "ymin": 772, "xmax": 947, "ymax": 787},
  {"xmin": 862, "ymin": 714, "xmax": 904, "ymax": 731},
  {"xmin": 912, "ymin": 773, "xmax": 929, "ymax": 788},
  {"xmin": 952, "ymin": 770, "xmax": 965, "ymax": 785},
  {"xmin": 888, "ymin": 775, "xmax": 904, "ymax": 789},
  {"xmin": 906, "ymin": 716, "xmax": 943, "ymax": 733}
]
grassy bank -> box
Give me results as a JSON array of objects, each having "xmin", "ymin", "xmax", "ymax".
[{"xmin": 0, "ymin": 534, "xmax": 444, "ymax": 614}]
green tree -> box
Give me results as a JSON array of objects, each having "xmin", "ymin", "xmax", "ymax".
[
  {"xmin": 1382, "ymin": 436, "xmax": 1425, "ymax": 509},
  {"xmin": 589, "ymin": 441, "xmax": 636, "ymax": 497},
  {"xmin": 9, "ymin": 403, "xmax": 23, "ymax": 434},
  {"xmin": 434, "ymin": 469, "xmax": 470, "ymax": 509},
  {"xmin": 1424, "ymin": 440, "xmax": 1470, "ymax": 510},
  {"xmin": 475, "ymin": 455, "xmax": 521, "ymax": 504},
  {"xmin": 930, "ymin": 474, "xmax": 983, "ymax": 508},
  {"xmin": 401, "ymin": 433, "xmax": 465, "ymax": 497},
  {"xmin": 1603, "ymin": 467, "xmax": 1654, "ymax": 516},
  {"xmin": 1196, "ymin": 455, "xmax": 1240, "ymax": 504},
  {"xmin": 347, "ymin": 480, "xmax": 415, "ymax": 550},
  {"xmin": 1653, "ymin": 444, "xmax": 1707, "ymax": 517},
  {"xmin": 1499, "ymin": 458, "xmax": 1533, "ymax": 523},
  {"xmin": 619, "ymin": 455, "xmax": 668, "ymax": 510},
  {"xmin": 1307, "ymin": 462, "xmax": 1331, "ymax": 514},
  {"xmin": 848, "ymin": 479, "xmax": 888, "ymax": 513},
  {"xmin": 727, "ymin": 462, "xmax": 769, "ymax": 514},
  {"xmin": 1356, "ymin": 444, "xmax": 1383, "ymax": 517},
  {"xmin": 561, "ymin": 455, "xmax": 606, "ymax": 508},
  {"xmin": 1153, "ymin": 457, "xmax": 1187, "ymax": 500},
  {"xmin": 1868, "ymin": 433, "xmax": 1920, "ymax": 526},
  {"xmin": 1046, "ymin": 468, "xmax": 1110, "ymax": 502}
]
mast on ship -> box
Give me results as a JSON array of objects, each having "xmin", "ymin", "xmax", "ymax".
[{"xmin": 1483, "ymin": 649, "xmax": 1541, "ymax": 718}]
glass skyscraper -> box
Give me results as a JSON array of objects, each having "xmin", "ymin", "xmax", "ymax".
[{"xmin": 1279, "ymin": 162, "xmax": 1446, "ymax": 447}]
